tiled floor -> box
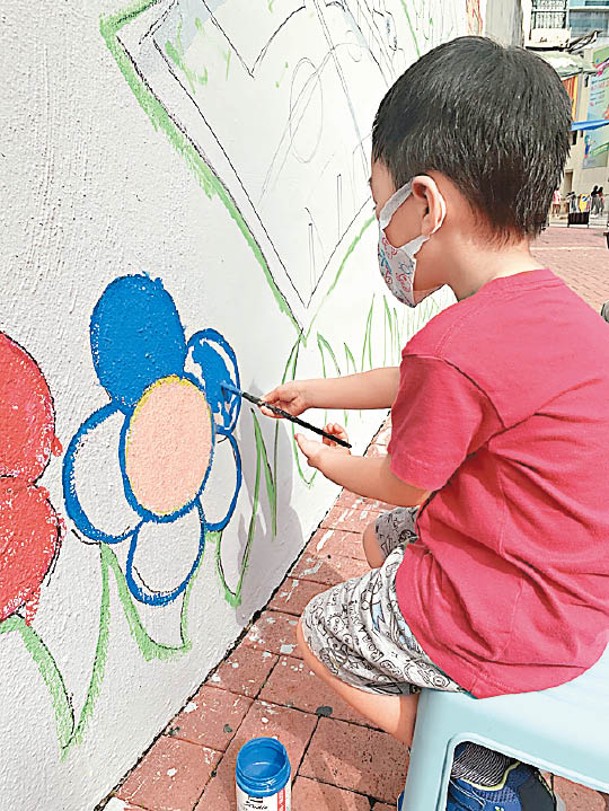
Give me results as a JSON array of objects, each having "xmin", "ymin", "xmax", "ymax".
[{"xmin": 101, "ymin": 227, "xmax": 609, "ymax": 811}]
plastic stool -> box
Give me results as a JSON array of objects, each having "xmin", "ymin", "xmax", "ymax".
[{"xmin": 402, "ymin": 645, "xmax": 609, "ymax": 810}]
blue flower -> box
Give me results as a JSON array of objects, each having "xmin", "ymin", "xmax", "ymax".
[{"xmin": 63, "ymin": 275, "xmax": 242, "ymax": 606}]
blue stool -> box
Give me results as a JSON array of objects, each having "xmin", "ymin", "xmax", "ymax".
[{"xmin": 401, "ymin": 645, "xmax": 609, "ymax": 810}]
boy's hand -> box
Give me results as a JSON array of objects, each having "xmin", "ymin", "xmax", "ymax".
[
  {"xmin": 322, "ymin": 423, "xmax": 351, "ymax": 455},
  {"xmin": 295, "ymin": 434, "xmax": 331, "ymax": 469},
  {"xmin": 261, "ymin": 381, "xmax": 309, "ymax": 418}
]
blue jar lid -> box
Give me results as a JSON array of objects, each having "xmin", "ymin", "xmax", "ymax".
[{"xmin": 236, "ymin": 737, "xmax": 291, "ymax": 798}]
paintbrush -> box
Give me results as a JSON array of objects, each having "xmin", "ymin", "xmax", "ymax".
[{"xmin": 222, "ymin": 382, "xmax": 352, "ymax": 449}]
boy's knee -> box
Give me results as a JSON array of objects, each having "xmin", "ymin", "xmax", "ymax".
[{"xmin": 363, "ymin": 520, "xmax": 385, "ymax": 568}]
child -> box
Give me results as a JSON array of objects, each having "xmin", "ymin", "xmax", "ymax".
[{"xmin": 263, "ymin": 37, "xmax": 609, "ymax": 810}]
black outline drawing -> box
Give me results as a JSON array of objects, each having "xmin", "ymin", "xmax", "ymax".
[{"xmin": 118, "ymin": 0, "xmax": 459, "ymax": 323}]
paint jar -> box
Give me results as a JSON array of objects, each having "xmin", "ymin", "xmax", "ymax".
[{"xmin": 236, "ymin": 737, "xmax": 291, "ymax": 811}]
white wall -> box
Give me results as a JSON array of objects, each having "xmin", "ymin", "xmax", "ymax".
[
  {"xmin": 485, "ymin": 0, "xmax": 526, "ymax": 44},
  {"xmin": 563, "ymin": 50, "xmax": 609, "ymax": 196},
  {"xmin": 0, "ymin": 2, "xmax": 495, "ymax": 809}
]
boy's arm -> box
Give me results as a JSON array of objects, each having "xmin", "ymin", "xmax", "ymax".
[
  {"xmin": 263, "ymin": 367, "xmax": 400, "ymax": 415},
  {"xmin": 295, "ymin": 434, "xmax": 430, "ymax": 507}
]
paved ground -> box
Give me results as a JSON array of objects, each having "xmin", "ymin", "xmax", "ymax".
[{"xmin": 101, "ymin": 226, "xmax": 609, "ymax": 811}]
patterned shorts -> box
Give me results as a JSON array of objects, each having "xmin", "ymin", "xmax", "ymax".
[{"xmin": 301, "ymin": 507, "xmax": 463, "ymax": 696}]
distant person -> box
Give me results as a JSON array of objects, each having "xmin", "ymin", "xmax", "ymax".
[
  {"xmin": 599, "ymin": 186, "xmax": 605, "ymax": 216},
  {"xmin": 566, "ymin": 190, "xmax": 577, "ymax": 212},
  {"xmin": 591, "ymin": 185, "xmax": 600, "ymax": 215},
  {"xmin": 551, "ymin": 188, "xmax": 562, "ymax": 217},
  {"xmin": 264, "ymin": 37, "xmax": 609, "ymax": 811}
]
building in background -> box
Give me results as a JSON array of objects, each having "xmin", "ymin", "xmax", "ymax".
[
  {"xmin": 569, "ymin": 1, "xmax": 609, "ymax": 37},
  {"xmin": 531, "ymin": 1, "xmax": 609, "ymax": 39},
  {"xmin": 543, "ymin": 44, "xmax": 609, "ymax": 196},
  {"xmin": 532, "ymin": 0, "xmax": 568, "ymax": 30},
  {"xmin": 527, "ymin": 2, "xmax": 609, "ymax": 200}
]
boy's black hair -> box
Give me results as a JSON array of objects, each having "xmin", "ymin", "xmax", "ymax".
[{"xmin": 372, "ymin": 37, "xmax": 571, "ymax": 241}]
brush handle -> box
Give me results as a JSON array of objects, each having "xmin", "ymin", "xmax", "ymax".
[{"xmin": 241, "ymin": 391, "xmax": 352, "ymax": 449}]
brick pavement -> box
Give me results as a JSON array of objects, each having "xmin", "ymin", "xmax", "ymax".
[
  {"xmin": 100, "ymin": 227, "xmax": 609, "ymax": 811},
  {"xmin": 532, "ymin": 224, "xmax": 608, "ymax": 313}
]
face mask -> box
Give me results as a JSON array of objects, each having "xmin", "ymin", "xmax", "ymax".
[{"xmin": 378, "ymin": 181, "xmax": 446, "ymax": 307}]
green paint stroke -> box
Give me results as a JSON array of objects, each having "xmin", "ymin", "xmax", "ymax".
[
  {"xmin": 0, "ymin": 616, "xmax": 74, "ymax": 750},
  {"xmin": 165, "ymin": 39, "xmax": 208, "ymax": 91},
  {"xmin": 215, "ymin": 409, "xmax": 272, "ymax": 606},
  {"xmin": 275, "ymin": 60, "xmax": 289, "ymax": 89},
  {"xmin": 100, "ymin": 0, "xmax": 298, "ymax": 332},
  {"xmin": 344, "ymin": 342, "xmax": 356, "ymax": 374},
  {"xmin": 102, "ymin": 544, "xmax": 195, "ymax": 660},
  {"xmin": 254, "ymin": 411, "xmax": 277, "ymax": 537},
  {"xmin": 398, "ymin": 0, "xmax": 421, "ymax": 57},
  {"xmin": 314, "ymin": 216, "xmax": 375, "ymax": 320},
  {"xmin": 165, "ymin": 18, "xmax": 208, "ymax": 93},
  {"xmin": 361, "ymin": 295, "xmax": 376, "ymax": 371},
  {"xmin": 276, "ymin": 217, "xmax": 376, "ymax": 487},
  {"xmin": 383, "ymin": 296, "xmax": 395, "ymax": 366},
  {"xmin": 68, "ymin": 546, "xmax": 111, "ymax": 750},
  {"xmin": 317, "ymin": 332, "xmax": 341, "ymax": 378},
  {"xmin": 287, "ymin": 334, "xmax": 318, "ymax": 488},
  {"xmin": 225, "ymin": 48, "xmax": 231, "ymax": 80}
]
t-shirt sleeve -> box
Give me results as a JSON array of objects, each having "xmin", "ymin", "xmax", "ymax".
[{"xmin": 388, "ymin": 354, "xmax": 500, "ymax": 492}]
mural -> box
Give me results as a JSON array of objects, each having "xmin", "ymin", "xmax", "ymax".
[
  {"xmin": 63, "ymin": 274, "xmax": 242, "ymax": 607},
  {"xmin": 1, "ymin": 0, "xmax": 458, "ymax": 761},
  {"xmin": 583, "ymin": 44, "xmax": 609, "ymax": 169},
  {"xmin": 102, "ymin": 0, "xmax": 460, "ymax": 496},
  {"xmin": 467, "ymin": 0, "xmax": 483, "ymax": 34},
  {"xmin": 0, "ymin": 1, "xmax": 497, "ymax": 807},
  {"xmin": 107, "ymin": 0, "xmax": 460, "ymax": 332},
  {"xmin": 0, "ymin": 333, "xmax": 63, "ymax": 625},
  {"xmin": 0, "ymin": 333, "xmax": 72, "ymax": 747}
]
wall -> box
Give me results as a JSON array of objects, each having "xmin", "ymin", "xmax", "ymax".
[
  {"xmin": 484, "ymin": 0, "xmax": 526, "ymax": 44},
  {"xmin": 563, "ymin": 44, "xmax": 609, "ymax": 196},
  {"xmin": 1, "ymin": 2, "xmax": 495, "ymax": 809}
]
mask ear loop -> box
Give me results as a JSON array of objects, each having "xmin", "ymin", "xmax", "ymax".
[
  {"xmin": 378, "ymin": 181, "xmax": 447, "ymax": 241},
  {"xmin": 378, "ymin": 181, "xmax": 413, "ymax": 230},
  {"xmin": 430, "ymin": 192, "xmax": 447, "ymax": 236}
]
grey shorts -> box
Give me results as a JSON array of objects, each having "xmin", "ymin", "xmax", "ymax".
[{"xmin": 301, "ymin": 507, "xmax": 462, "ymax": 696}]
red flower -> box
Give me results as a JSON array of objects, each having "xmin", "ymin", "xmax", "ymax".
[{"xmin": 0, "ymin": 332, "xmax": 63, "ymax": 623}]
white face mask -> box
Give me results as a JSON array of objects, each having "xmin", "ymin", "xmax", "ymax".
[{"xmin": 378, "ymin": 180, "xmax": 446, "ymax": 307}]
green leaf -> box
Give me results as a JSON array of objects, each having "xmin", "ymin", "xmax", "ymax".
[
  {"xmin": 214, "ymin": 410, "xmax": 265, "ymax": 606},
  {"xmin": 361, "ymin": 295, "xmax": 376, "ymax": 371},
  {"xmin": 68, "ymin": 545, "xmax": 111, "ymax": 750},
  {"xmin": 1, "ymin": 615, "xmax": 74, "ymax": 750},
  {"xmin": 252, "ymin": 410, "xmax": 277, "ymax": 536},
  {"xmin": 103, "ymin": 544, "xmax": 196, "ymax": 661}
]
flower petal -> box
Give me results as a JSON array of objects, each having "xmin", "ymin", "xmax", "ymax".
[
  {"xmin": 0, "ymin": 479, "xmax": 62, "ymax": 622},
  {"xmin": 126, "ymin": 502, "xmax": 204, "ymax": 606},
  {"xmin": 62, "ymin": 404, "xmax": 141, "ymax": 543},
  {"xmin": 0, "ymin": 331, "xmax": 57, "ymax": 482},
  {"xmin": 199, "ymin": 432, "xmax": 242, "ymax": 531},
  {"xmin": 90, "ymin": 275, "xmax": 187, "ymax": 409},
  {"xmin": 185, "ymin": 329, "xmax": 240, "ymax": 431}
]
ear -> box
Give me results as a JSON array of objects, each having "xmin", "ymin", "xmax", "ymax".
[{"xmin": 410, "ymin": 175, "xmax": 447, "ymax": 238}]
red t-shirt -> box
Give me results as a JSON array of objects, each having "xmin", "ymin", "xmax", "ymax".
[{"xmin": 389, "ymin": 269, "xmax": 609, "ymax": 698}]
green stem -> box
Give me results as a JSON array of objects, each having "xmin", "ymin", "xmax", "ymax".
[
  {"xmin": 0, "ymin": 616, "xmax": 74, "ymax": 750},
  {"xmin": 67, "ymin": 545, "xmax": 111, "ymax": 751}
]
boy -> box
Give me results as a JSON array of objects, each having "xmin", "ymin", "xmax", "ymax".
[{"xmin": 264, "ymin": 37, "xmax": 609, "ymax": 810}]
